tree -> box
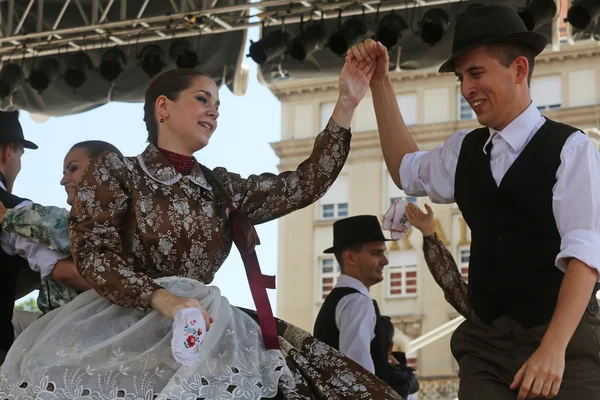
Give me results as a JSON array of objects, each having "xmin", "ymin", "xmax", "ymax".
[{"xmin": 14, "ymin": 298, "xmax": 40, "ymax": 313}]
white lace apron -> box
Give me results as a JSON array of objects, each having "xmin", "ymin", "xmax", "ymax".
[{"xmin": 0, "ymin": 277, "xmax": 295, "ymax": 399}]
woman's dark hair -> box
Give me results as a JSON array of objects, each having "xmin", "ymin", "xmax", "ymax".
[
  {"xmin": 70, "ymin": 140, "xmax": 123, "ymax": 159},
  {"xmin": 143, "ymin": 68, "xmax": 212, "ymax": 146}
]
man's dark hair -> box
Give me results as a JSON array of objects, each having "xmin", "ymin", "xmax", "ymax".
[
  {"xmin": 334, "ymin": 243, "xmax": 364, "ymax": 269},
  {"xmin": 487, "ymin": 43, "xmax": 536, "ymax": 86}
]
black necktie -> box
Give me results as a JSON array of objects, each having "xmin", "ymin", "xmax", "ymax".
[
  {"xmin": 373, "ymin": 299, "xmax": 381, "ymax": 318},
  {"xmin": 0, "ymin": 172, "xmax": 6, "ymax": 189}
]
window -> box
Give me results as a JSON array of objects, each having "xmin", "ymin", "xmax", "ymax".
[
  {"xmin": 458, "ymin": 95, "xmax": 476, "ymax": 120},
  {"xmin": 320, "ymin": 257, "xmax": 341, "ymax": 300},
  {"xmin": 390, "ymin": 196, "xmax": 417, "ymax": 206},
  {"xmin": 459, "ymin": 246, "xmax": 470, "ymax": 283},
  {"xmin": 319, "ymin": 175, "xmax": 349, "ymax": 220},
  {"xmin": 387, "ymin": 265, "xmax": 418, "ymax": 297},
  {"xmin": 386, "ymin": 174, "xmax": 416, "ymax": 211},
  {"xmin": 406, "ymin": 352, "xmax": 418, "ymax": 372},
  {"xmin": 321, "ymin": 203, "xmax": 348, "ymax": 219},
  {"xmin": 531, "ymin": 76, "xmax": 562, "ymax": 112}
]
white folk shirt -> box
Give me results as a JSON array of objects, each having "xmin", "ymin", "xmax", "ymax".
[
  {"xmin": 334, "ymin": 274, "xmax": 377, "ymax": 373},
  {"xmin": 0, "ymin": 181, "xmax": 67, "ymax": 278},
  {"xmin": 400, "ymin": 102, "xmax": 600, "ymax": 277}
]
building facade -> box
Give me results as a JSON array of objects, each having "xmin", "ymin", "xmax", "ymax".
[{"xmin": 268, "ymin": 40, "xmax": 600, "ymax": 399}]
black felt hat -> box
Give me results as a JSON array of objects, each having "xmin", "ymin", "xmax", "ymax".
[
  {"xmin": 323, "ymin": 215, "xmax": 392, "ymax": 254},
  {"xmin": 438, "ymin": 5, "xmax": 548, "ymax": 73},
  {"xmin": 0, "ymin": 110, "xmax": 37, "ymax": 149}
]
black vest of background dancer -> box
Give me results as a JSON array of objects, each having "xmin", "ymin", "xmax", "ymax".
[
  {"xmin": 454, "ymin": 118, "xmax": 591, "ymax": 328},
  {"xmin": 313, "ymin": 287, "xmax": 390, "ymax": 382},
  {"xmin": 0, "ymin": 185, "xmax": 30, "ymax": 353}
]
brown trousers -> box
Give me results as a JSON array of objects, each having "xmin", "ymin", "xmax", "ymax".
[{"xmin": 451, "ymin": 297, "xmax": 600, "ymax": 399}]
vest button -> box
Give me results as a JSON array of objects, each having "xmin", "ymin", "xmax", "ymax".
[{"xmin": 589, "ymin": 302, "xmax": 598, "ymax": 314}]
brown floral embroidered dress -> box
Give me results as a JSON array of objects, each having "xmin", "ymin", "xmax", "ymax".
[{"xmin": 0, "ymin": 119, "xmax": 402, "ymax": 400}]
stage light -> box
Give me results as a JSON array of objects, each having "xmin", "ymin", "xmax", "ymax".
[
  {"xmin": 139, "ymin": 44, "xmax": 165, "ymax": 77},
  {"xmin": 288, "ymin": 21, "xmax": 328, "ymax": 62},
  {"xmin": 64, "ymin": 52, "xmax": 93, "ymax": 89},
  {"xmin": 28, "ymin": 58, "xmax": 59, "ymax": 93},
  {"xmin": 169, "ymin": 40, "xmax": 198, "ymax": 69},
  {"xmin": 420, "ymin": 8, "xmax": 450, "ymax": 46},
  {"xmin": 328, "ymin": 18, "xmax": 368, "ymax": 57},
  {"xmin": 99, "ymin": 48, "xmax": 126, "ymax": 82},
  {"xmin": 567, "ymin": 0, "xmax": 600, "ymax": 30},
  {"xmin": 249, "ymin": 29, "xmax": 291, "ymax": 65},
  {"xmin": 518, "ymin": 0, "xmax": 557, "ymax": 31},
  {"xmin": 0, "ymin": 63, "xmax": 22, "ymax": 98},
  {"xmin": 376, "ymin": 12, "xmax": 408, "ymax": 49}
]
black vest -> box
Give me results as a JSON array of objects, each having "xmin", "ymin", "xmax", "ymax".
[
  {"xmin": 313, "ymin": 287, "xmax": 389, "ymax": 381},
  {"xmin": 0, "ymin": 186, "xmax": 30, "ymax": 352},
  {"xmin": 455, "ymin": 118, "xmax": 579, "ymax": 328}
]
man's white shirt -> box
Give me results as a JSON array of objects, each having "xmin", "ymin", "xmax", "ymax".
[
  {"xmin": 334, "ymin": 274, "xmax": 377, "ymax": 373},
  {"xmin": 399, "ymin": 102, "xmax": 600, "ymax": 277}
]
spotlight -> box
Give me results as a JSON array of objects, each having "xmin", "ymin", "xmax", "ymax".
[
  {"xmin": 139, "ymin": 44, "xmax": 165, "ymax": 77},
  {"xmin": 169, "ymin": 40, "xmax": 198, "ymax": 69},
  {"xmin": 287, "ymin": 21, "xmax": 328, "ymax": 62},
  {"xmin": 99, "ymin": 48, "xmax": 126, "ymax": 82},
  {"xmin": 64, "ymin": 52, "xmax": 93, "ymax": 89},
  {"xmin": 518, "ymin": 0, "xmax": 557, "ymax": 31},
  {"xmin": 568, "ymin": 0, "xmax": 600, "ymax": 30},
  {"xmin": 376, "ymin": 12, "xmax": 408, "ymax": 49},
  {"xmin": 420, "ymin": 8, "xmax": 450, "ymax": 46},
  {"xmin": 328, "ymin": 18, "xmax": 368, "ymax": 57},
  {"xmin": 0, "ymin": 63, "xmax": 22, "ymax": 98},
  {"xmin": 28, "ymin": 58, "xmax": 59, "ymax": 93},
  {"xmin": 249, "ymin": 29, "xmax": 291, "ymax": 65}
]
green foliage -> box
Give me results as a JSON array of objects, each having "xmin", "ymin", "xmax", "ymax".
[{"xmin": 14, "ymin": 297, "xmax": 40, "ymax": 313}]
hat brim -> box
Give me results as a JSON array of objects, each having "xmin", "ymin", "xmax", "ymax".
[
  {"xmin": 438, "ymin": 31, "xmax": 548, "ymax": 73},
  {"xmin": 23, "ymin": 140, "xmax": 38, "ymax": 150},
  {"xmin": 323, "ymin": 238, "xmax": 395, "ymax": 254}
]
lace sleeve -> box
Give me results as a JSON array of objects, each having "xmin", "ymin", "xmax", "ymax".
[
  {"xmin": 423, "ymin": 233, "xmax": 470, "ymax": 317},
  {"xmin": 214, "ymin": 118, "xmax": 351, "ymax": 225},
  {"xmin": 2, "ymin": 203, "xmax": 70, "ymax": 254}
]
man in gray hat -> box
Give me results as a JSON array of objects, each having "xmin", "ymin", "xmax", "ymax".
[
  {"xmin": 347, "ymin": 4, "xmax": 600, "ymax": 400},
  {"xmin": 0, "ymin": 110, "xmax": 72, "ymax": 362}
]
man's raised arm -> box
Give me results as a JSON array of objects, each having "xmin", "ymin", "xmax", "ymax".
[{"xmin": 348, "ymin": 39, "xmax": 418, "ymax": 189}]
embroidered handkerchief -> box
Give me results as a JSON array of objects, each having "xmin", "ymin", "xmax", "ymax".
[
  {"xmin": 383, "ymin": 198, "xmax": 411, "ymax": 239},
  {"xmin": 171, "ymin": 307, "xmax": 207, "ymax": 366}
]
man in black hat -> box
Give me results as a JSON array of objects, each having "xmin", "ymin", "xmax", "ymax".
[
  {"xmin": 313, "ymin": 215, "xmax": 392, "ymax": 382},
  {"xmin": 0, "ymin": 110, "xmax": 71, "ymax": 362},
  {"xmin": 347, "ymin": 4, "xmax": 600, "ymax": 400}
]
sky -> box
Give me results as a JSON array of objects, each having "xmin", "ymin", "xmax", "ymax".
[{"xmin": 14, "ymin": 26, "xmax": 284, "ymax": 313}]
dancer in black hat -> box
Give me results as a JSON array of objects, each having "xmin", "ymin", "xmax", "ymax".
[
  {"xmin": 348, "ymin": 4, "xmax": 600, "ymax": 400},
  {"xmin": 314, "ymin": 215, "xmax": 393, "ymax": 383},
  {"xmin": 0, "ymin": 110, "xmax": 74, "ymax": 362}
]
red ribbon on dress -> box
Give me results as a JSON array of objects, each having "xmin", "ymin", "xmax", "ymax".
[{"xmin": 228, "ymin": 207, "xmax": 280, "ymax": 350}]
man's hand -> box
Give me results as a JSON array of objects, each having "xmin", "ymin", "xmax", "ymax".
[
  {"xmin": 405, "ymin": 203, "xmax": 436, "ymax": 236},
  {"xmin": 347, "ymin": 39, "xmax": 390, "ymax": 86},
  {"xmin": 510, "ymin": 344, "xmax": 565, "ymax": 399}
]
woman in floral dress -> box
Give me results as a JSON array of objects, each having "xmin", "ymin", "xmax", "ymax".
[{"xmin": 0, "ymin": 61, "xmax": 402, "ymax": 399}]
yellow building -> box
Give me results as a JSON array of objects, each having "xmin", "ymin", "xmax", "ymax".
[{"xmin": 266, "ymin": 40, "xmax": 600, "ymax": 399}]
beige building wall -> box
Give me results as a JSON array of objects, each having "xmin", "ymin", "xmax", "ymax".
[{"xmin": 269, "ymin": 41, "xmax": 600, "ymax": 399}]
